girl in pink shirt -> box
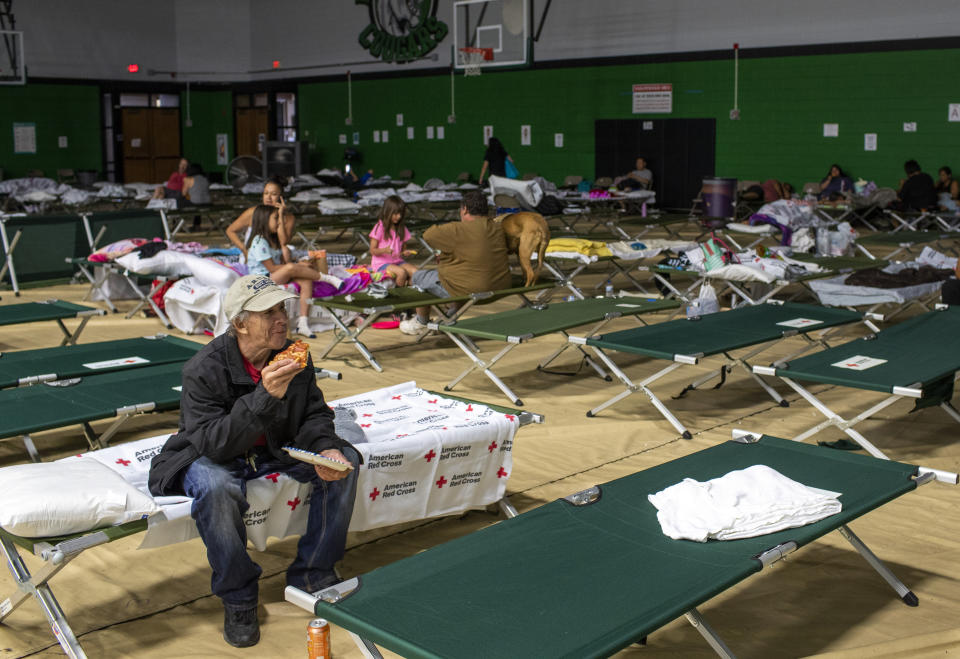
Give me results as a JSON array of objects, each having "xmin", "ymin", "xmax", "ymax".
[{"xmin": 369, "ymin": 195, "xmax": 418, "ymax": 286}]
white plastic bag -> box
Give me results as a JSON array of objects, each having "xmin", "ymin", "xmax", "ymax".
[{"xmin": 697, "ymin": 282, "xmax": 720, "ymax": 315}]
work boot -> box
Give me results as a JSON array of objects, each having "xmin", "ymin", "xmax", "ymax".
[{"xmin": 223, "ymin": 603, "xmax": 260, "ymax": 648}]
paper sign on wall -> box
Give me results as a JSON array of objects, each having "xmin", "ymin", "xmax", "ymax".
[
  {"xmin": 58, "ymin": 136, "xmax": 68, "ymax": 148},
  {"xmin": 554, "ymin": 133, "xmax": 563, "ymax": 148},
  {"xmin": 520, "ymin": 125, "xmax": 531, "ymax": 146},
  {"xmin": 823, "ymin": 123, "xmax": 839, "ymax": 137},
  {"xmin": 642, "ymin": 121, "xmax": 653, "ymax": 130},
  {"xmin": 483, "ymin": 125, "xmax": 493, "ymax": 145},
  {"xmin": 949, "ymin": 104, "xmax": 960, "ymax": 122},
  {"xmin": 426, "ymin": 126, "xmax": 435, "ymax": 139},
  {"xmin": 352, "ymin": 132, "xmax": 360, "ymax": 145},
  {"xmin": 373, "ymin": 131, "xmax": 380, "ymax": 143},
  {"xmin": 436, "ymin": 126, "xmax": 444, "ymax": 140},
  {"xmin": 407, "ymin": 126, "xmax": 415, "ymax": 140},
  {"xmin": 632, "ymin": 84, "xmax": 673, "ymax": 113},
  {"xmin": 130, "ymin": 137, "xmax": 142, "ymax": 148},
  {"xmin": 216, "ymin": 133, "xmax": 229, "ymax": 165},
  {"xmin": 903, "ymin": 122, "xmax": 917, "ymax": 132},
  {"xmin": 339, "ymin": 134, "xmax": 347, "ymax": 144},
  {"xmin": 382, "ymin": 130, "xmax": 389, "ymax": 143},
  {"xmin": 864, "ymin": 133, "xmax": 877, "ymax": 151},
  {"xmin": 396, "ymin": 114, "xmax": 404, "ymax": 126},
  {"xmin": 13, "ymin": 122, "xmax": 36, "ymax": 154}
]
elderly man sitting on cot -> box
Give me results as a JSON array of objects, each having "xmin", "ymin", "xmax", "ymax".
[
  {"xmin": 398, "ymin": 189, "xmax": 512, "ymax": 334},
  {"xmin": 148, "ymin": 274, "xmax": 362, "ymax": 648}
]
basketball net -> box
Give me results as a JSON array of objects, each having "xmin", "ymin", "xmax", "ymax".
[{"xmin": 459, "ymin": 47, "xmax": 491, "ymax": 77}]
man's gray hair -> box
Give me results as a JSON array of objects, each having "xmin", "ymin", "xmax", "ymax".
[{"xmin": 228, "ymin": 310, "xmax": 251, "ymax": 336}]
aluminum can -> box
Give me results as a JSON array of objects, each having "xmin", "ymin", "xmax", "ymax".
[{"xmin": 308, "ymin": 618, "xmax": 331, "ymax": 659}]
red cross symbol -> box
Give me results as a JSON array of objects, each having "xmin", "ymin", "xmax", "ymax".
[
  {"xmin": 369, "ymin": 487, "xmax": 381, "ymax": 501},
  {"xmin": 424, "ymin": 449, "xmax": 437, "ymax": 462},
  {"xmin": 846, "ymin": 363, "xmax": 859, "ymax": 367},
  {"xmin": 264, "ymin": 473, "xmax": 280, "ymax": 483},
  {"xmin": 497, "ymin": 467, "xmax": 508, "ymax": 478},
  {"xmin": 428, "ymin": 398, "xmax": 438, "ymax": 404},
  {"xmin": 361, "ymin": 423, "xmax": 372, "ymax": 428},
  {"xmin": 504, "ymin": 414, "xmax": 515, "ymax": 422},
  {"xmin": 392, "ymin": 395, "xmax": 402, "ymax": 400},
  {"xmin": 466, "ymin": 404, "xmax": 474, "ymax": 412},
  {"xmin": 123, "ymin": 359, "xmax": 137, "ymax": 363},
  {"xmin": 287, "ymin": 496, "xmax": 301, "ymax": 511},
  {"xmin": 488, "ymin": 440, "xmax": 498, "ymax": 453},
  {"xmin": 115, "ymin": 458, "xmax": 131, "ymax": 467},
  {"xmin": 436, "ymin": 476, "xmax": 448, "ymax": 488}
]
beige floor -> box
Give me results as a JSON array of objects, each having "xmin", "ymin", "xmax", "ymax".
[{"xmin": 1, "ymin": 220, "xmax": 959, "ymax": 658}]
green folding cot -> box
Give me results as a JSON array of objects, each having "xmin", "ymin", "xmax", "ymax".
[
  {"xmin": 0, "ymin": 214, "xmax": 87, "ymax": 294},
  {"xmin": 286, "ymin": 433, "xmax": 947, "ymax": 658},
  {"xmin": 314, "ymin": 280, "xmax": 555, "ymax": 372},
  {"xmin": 432, "ymin": 296, "xmax": 680, "ymax": 405},
  {"xmin": 0, "ymin": 362, "xmax": 186, "ymax": 461},
  {"xmin": 0, "ymin": 300, "xmax": 104, "ymax": 346},
  {"xmin": 80, "ymin": 209, "xmax": 171, "ymax": 250},
  {"xmin": 571, "ymin": 301, "xmax": 876, "ymax": 438},
  {"xmin": 0, "ymin": 334, "xmax": 202, "ymax": 388},
  {"xmin": 754, "ymin": 305, "xmax": 960, "ymax": 479},
  {"xmin": 853, "ymin": 229, "xmax": 960, "ymax": 261}
]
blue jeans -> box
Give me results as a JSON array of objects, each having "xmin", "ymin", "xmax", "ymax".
[
  {"xmin": 182, "ymin": 445, "xmax": 360, "ymax": 606},
  {"xmin": 410, "ymin": 269, "xmax": 449, "ymax": 298}
]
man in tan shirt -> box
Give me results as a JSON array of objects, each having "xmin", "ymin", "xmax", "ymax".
[{"xmin": 398, "ymin": 190, "xmax": 511, "ymax": 334}]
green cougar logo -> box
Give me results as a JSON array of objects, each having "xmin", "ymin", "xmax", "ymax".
[{"xmin": 356, "ymin": 0, "xmax": 448, "ymax": 63}]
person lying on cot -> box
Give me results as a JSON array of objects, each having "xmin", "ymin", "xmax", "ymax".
[
  {"xmin": 226, "ymin": 176, "xmax": 295, "ymax": 260},
  {"xmin": 369, "ymin": 195, "xmax": 418, "ymax": 287},
  {"xmin": 244, "ymin": 203, "xmax": 337, "ymax": 338},
  {"xmin": 398, "ymin": 189, "xmax": 512, "ymax": 335},
  {"xmin": 148, "ymin": 274, "xmax": 362, "ymax": 649},
  {"xmin": 741, "ymin": 179, "xmax": 793, "ymax": 202}
]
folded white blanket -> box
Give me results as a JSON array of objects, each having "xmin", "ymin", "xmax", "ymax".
[{"xmin": 648, "ymin": 464, "xmax": 841, "ymax": 542}]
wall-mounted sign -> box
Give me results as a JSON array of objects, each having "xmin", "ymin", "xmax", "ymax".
[
  {"xmin": 357, "ymin": 0, "xmax": 448, "ymax": 64},
  {"xmin": 632, "ymin": 84, "xmax": 673, "ymax": 114}
]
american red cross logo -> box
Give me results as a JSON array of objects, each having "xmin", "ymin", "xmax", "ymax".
[
  {"xmin": 497, "ymin": 467, "xmax": 508, "ymax": 478},
  {"xmin": 287, "ymin": 496, "xmax": 301, "ymax": 511},
  {"xmin": 504, "ymin": 414, "xmax": 515, "ymax": 422},
  {"xmin": 488, "ymin": 440, "xmax": 498, "ymax": 453},
  {"xmin": 424, "ymin": 449, "xmax": 436, "ymax": 462},
  {"xmin": 264, "ymin": 473, "xmax": 280, "ymax": 483},
  {"xmin": 846, "ymin": 363, "xmax": 859, "ymax": 367},
  {"xmin": 428, "ymin": 398, "xmax": 437, "ymax": 403},
  {"xmin": 361, "ymin": 423, "xmax": 372, "ymax": 428},
  {"xmin": 436, "ymin": 476, "xmax": 448, "ymax": 488},
  {"xmin": 115, "ymin": 458, "xmax": 131, "ymax": 467},
  {"xmin": 392, "ymin": 395, "xmax": 402, "ymax": 400},
  {"xmin": 369, "ymin": 487, "xmax": 380, "ymax": 501}
]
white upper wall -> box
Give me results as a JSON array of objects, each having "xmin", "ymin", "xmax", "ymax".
[{"xmin": 13, "ymin": 0, "xmax": 960, "ymax": 81}]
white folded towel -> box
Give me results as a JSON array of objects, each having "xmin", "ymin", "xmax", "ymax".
[{"xmin": 648, "ymin": 464, "xmax": 841, "ymax": 542}]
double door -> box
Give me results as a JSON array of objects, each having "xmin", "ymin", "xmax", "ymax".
[{"xmin": 121, "ymin": 108, "xmax": 181, "ymax": 183}]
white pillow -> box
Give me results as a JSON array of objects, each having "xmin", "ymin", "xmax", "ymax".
[
  {"xmin": 0, "ymin": 458, "xmax": 161, "ymax": 537},
  {"xmin": 319, "ymin": 198, "xmax": 360, "ymax": 213}
]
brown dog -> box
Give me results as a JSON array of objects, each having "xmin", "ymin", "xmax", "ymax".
[{"xmin": 494, "ymin": 211, "xmax": 551, "ymax": 286}]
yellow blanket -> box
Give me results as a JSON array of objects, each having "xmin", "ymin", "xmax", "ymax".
[{"xmin": 545, "ymin": 237, "xmax": 612, "ymax": 257}]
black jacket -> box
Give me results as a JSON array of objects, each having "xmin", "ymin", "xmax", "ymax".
[{"xmin": 148, "ymin": 333, "xmax": 355, "ymax": 496}]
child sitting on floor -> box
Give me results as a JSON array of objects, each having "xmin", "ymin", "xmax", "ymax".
[
  {"xmin": 245, "ymin": 204, "xmax": 338, "ymax": 338},
  {"xmin": 369, "ymin": 195, "xmax": 418, "ymax": 287}
]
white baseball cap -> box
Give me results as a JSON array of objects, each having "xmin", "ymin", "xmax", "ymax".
[{"xmin": 224, "ymin": 274, "xmax": 297, "ymax": 321}]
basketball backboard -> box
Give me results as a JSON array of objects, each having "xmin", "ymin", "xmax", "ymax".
[
  {"xmin": 0, "ymin": 30, "xmax": 25, "ymax": 85},
  {"xmin": 453, "ymin": 0, "xmax": 528, "ymax": 70}
]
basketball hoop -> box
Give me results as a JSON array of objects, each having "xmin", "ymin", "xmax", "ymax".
[{"xmin": 458, "ymin": 47, "xmax": 493, "ymax": 76}]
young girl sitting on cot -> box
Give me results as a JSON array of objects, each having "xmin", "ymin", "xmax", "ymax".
[
  {"xmin": 369, "ymin": 195, "xmax": 418, "ymax": 287},
  {"xmin": 245, "ymin": 204, "xmax": 337, "ymax": 338}
]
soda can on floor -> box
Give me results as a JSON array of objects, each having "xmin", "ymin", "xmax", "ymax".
[{"xmin": 308, "ymin": 618, "xmax": 331, "ymax": 659}]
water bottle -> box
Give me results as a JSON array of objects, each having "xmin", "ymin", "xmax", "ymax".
[
  {"xmin": 604, "ymin": 283, "xmax": 615, "ymax": 298},
  {"xmin": 686, "ymin": 300, "xmax": 702, "ymax": 318}
]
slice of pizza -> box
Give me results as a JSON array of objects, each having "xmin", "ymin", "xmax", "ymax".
[{"xmin": 269, "ymin": 339, "xmax": 310, "ymax": 368}]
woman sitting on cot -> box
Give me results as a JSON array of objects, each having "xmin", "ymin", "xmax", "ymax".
[
  {"xmin": 369, "ymin": 195, "xmax": 418, "ymax": 287},
  {"xmin": 226, "ymin": 176, "xmax": 295, "ymax": 260},
  {"xmin": 245, "ymin": 204, "xmax": 334, "ymax": 338},
  {"xmin": 818, "ymin": 164, "xmax": 853, "ymax": 202},
  {"xmin": 936, "ymin": 166, "xmax": 960, "ymax": 212}
]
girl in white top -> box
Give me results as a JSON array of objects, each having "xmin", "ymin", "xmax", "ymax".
[{"xmin": 245, "ymin": 204, "xmax": 330, "ymax": 337}]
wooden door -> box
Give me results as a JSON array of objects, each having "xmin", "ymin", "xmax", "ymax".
[
  {"xmin": 121, "ymin": 108, "xmax": 182, "ymax": 183},
  {"xmin": 235, "ymin": 107, "xmax": 269, "ymax": 157}
]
